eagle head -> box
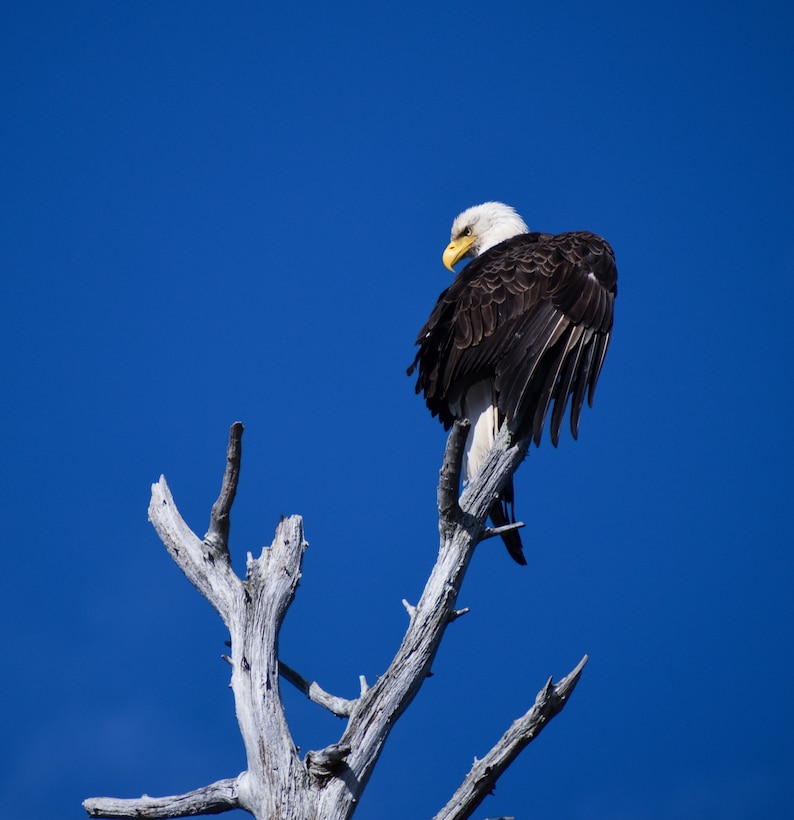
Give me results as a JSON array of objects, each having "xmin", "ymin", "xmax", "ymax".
[{"xmin": 442, "ymin": 202, "xmax": 529, "ymax": 271}]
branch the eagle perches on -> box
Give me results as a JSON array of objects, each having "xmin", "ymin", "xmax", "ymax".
[{"xmin": 83, "ymin": 421, "xmax": 587, "ymax": 820}]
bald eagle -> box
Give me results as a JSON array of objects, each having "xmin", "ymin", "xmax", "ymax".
[{"xmin": 408, "ymin": 202, "xmax": 617, "ymax": 565}]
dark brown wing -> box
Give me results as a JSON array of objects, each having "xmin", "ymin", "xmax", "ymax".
[{"xmin": 409, "ymin": 231, "xmax": 617, "ymax": 446}]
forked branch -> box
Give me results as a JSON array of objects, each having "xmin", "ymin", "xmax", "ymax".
[{"xmin": 84, "ymin": 419, "xmax": 586, "ymax": 820}]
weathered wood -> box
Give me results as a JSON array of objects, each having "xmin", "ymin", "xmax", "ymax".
[
  {"xmin": 231, "ymin": 514, "xmax": 311, "ymax": 817},
  {"xmin": 147, "ymin": 475, "xmax": 241, "ymax": 629},
  {"xmin": 83, "ymin": 778, "xmax": 240, "ymax": 817},
  {"xmin": 432, "ymin": 655, "xmax": 589, "ymax": 820},
  {"xmin": 204, "ymin": 420, "xmax": 243, "ymax": 556},
  {"xmin": 84, "ymin": 420, "xmax": 586, "ymax": 819},
  {"xmin": 279, "ymin": 661, "xmax": 357, "ymax": 718}
]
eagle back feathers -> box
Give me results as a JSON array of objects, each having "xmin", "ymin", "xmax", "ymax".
[{"xmin": 410, "ymin": 230, "xmax": 616, "ymax": 446}]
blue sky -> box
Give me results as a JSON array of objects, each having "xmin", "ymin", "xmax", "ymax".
[{"xmin": 1, "ymin": 1, "xmax": 793, "ymax": 818}]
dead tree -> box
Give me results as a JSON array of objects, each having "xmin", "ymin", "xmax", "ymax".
[{"xmin": 83, "ymin": 420, "xmax": 587, "ymax": 820}]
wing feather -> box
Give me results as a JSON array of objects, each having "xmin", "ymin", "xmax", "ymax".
[
  {"xmin": 411, "ymin": 230, "xmax": 617, "ymax": 445},
  {"xmin": 546, "ymin": 326, "xmax": 587, "ymax": 446},
  {"xmin": 569, "ymin": 340, "xmax": 596, "ymax": 439},
  {"xmin": 587, "ymin": 331, "xmax": 611, "ymax": 406}
]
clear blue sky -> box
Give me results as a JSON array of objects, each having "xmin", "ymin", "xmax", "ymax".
[{"xmin": 2, "ymin": 2, "xmax": 792, "ymax": 818}]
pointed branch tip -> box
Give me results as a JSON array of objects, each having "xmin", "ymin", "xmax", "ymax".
[
  {"xmin": 204, "ymin": 422, "xmax": 245, "ymax": 556},
  {"xmin": 481, "ymin": 521, "xmax": 525, "ymax": 541}
]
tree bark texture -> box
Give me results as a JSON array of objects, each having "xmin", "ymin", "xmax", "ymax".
[{"xmin": 84, "ymin": 421, "xmax": 587, "ymax": 819}]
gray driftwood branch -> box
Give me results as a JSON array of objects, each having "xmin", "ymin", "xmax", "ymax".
[
  {"xmin": 84, "ymin": 420, "xmax": 587, "ymax": 819},
  {"xmin": 433, "ymin": 655, "xmax": 588, "ymax": 820},
  {"xmin": 83, "ymin": 778, "xmax": 239, "ymax": 818}
]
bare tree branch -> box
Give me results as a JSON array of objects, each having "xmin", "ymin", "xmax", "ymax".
[
  {"xmin": 148, "ymin": 475, "xmax": 242, "ymax": 629},
  {"xmin": 86, "ymin": 419, "xmax": 587, "ymax": 820},
  {"xmin": 229, "ymin": 515, "xmax": 311, "ymax": 818},
  {"xmin": 457, "ymin": 424, "xmax": 530, "ymax": 528},
  {"xmin": 433, "ymin": 655, "xmax": 589, "ymax": 820},
  {"xmin": 437, "ymin": 419, "xmax": 470, "ymax": 519},
  {"xmin": 83, "ymin": 778, "xmax": 240, "ymax": 818},
  {"xmin": 204, "ymin": 421, "xmax": 244, "ymax": 556},
  {"xmin": 481, "ymin": 521, "xmax": 525, "ymax": 541},
  {"xmin": 279, "ymin": 660, "xmax": 357, "ymax": 717},
  {"xmin": 313, "ymin": 422, "xmax": 535, "ymax": 817}
]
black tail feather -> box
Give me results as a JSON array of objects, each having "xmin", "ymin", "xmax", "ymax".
[{"xmin": 488, "ymin": 478, "xmax": 527, "ymax": 565}]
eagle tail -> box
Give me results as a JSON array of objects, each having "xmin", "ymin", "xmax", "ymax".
[{"xmin": 489, "ymin": 479, "xmax": 527, "ymax": 565}]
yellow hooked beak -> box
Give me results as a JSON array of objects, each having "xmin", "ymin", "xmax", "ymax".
[{"xmin": 442, "ymin": 234, "xmax": 477, "ymax": 271}]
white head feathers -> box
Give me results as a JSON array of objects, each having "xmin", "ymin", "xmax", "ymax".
[{"xmin": 450, "ymin": 202, "xmax": 529, "ymax": 256}]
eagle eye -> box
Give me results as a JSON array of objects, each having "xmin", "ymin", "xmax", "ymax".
[{"xmin": 463, "ymin": 226, "xmax": 473, "ymax": 237}]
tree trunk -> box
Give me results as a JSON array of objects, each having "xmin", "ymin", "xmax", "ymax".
[{"xmin": 84, "ymin": 421, "xmax": 586, "ymax": 820}]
